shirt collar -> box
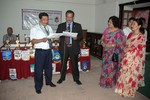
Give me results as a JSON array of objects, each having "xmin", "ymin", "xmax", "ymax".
[
  {"xmin": 39, "ymin": 23, "xmax": 48, "ymax": 28},
  {"xmin": 66, "ymin": 22, "xmax": 73, "ymax": 26},
  {"xmin": 7, "ymin": 34, "xmax": 13, "ymax": 37}
]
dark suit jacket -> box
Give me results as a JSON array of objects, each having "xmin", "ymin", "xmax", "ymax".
[{"xmin": 56, "ymin": 22, "xmax": 83, "ymax": 55}]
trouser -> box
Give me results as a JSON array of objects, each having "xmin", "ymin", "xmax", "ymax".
[
  {"xmin": 60, "ymin": 45, "xmax": 79, "ymax": 81},
  {"xmin": 34, "ymin": 49, "xmax": 52, "ymax": 91}
]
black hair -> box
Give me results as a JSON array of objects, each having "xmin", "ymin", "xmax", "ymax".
[
  {"xmin": 7, "ymin": 27, "xmax": 13, "ymax": 30},
  {"xmin": 108, "ymin": 16, "xmax": 120, "ymax": 28},
  {"xmin": 134, "ymin": 19, "xmax": 145, "ymax": 34},
  {"xmin": 39, "ymin": 12, "xmax": 49, "ymax": 19},
  {"xmin": 139, "ymin": 17, "xmax": 146, "ymax": 24},
  {"xmin": 66, "ymin": 10, "xmax": 74, "ymax": 17},
  {"xmin": 128, "ymin": 17, "xmax": 135, "ymax": 21}
]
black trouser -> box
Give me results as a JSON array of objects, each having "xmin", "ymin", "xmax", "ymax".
[
  {"xmin": 60, "ymin": 45, "xmax": 79, "ymax": 81},
  {"xmin": 34, "ymin": 49, "xmax": 52, "ymax": 91}
]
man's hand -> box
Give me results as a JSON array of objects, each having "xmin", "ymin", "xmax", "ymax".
[
  {"xmin": 64, "ymin": 30, "xmax": 69, "ymax": 32},
  {"xmin": 42, "ymin": 38, "xmax": 48, "ymax": 42},
  {"xmin": 73, "ymin": 37, "xmax": 77, "ymax": 40}
]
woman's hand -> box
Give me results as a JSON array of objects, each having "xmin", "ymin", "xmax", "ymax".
[
  {"xmin": 102, "ymin": 42, "xmax": 115, "ymax": 48},
  {"xmin": 106, "ymin": 43, "xmax": 115, "ymax": 48}
]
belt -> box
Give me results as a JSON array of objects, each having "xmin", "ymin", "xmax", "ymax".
[
  {"xmin": 65, "ymin": 43, "xmax": 72, "ymax": 47},
  {"xmin": 66, "ymin": 44, "xmax": 72, "ymax": 47},
  {"xmin": 35, "ymin": 49, "xmax": 51, "ymax": 51}
]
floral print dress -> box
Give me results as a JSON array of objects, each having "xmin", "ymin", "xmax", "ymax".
[
  {"xmin": 115, "ymin": 33, "xmax": 146, "ymax": 97},
  {"xmin": 100, "ymin": 30, "xmax": 126, "ymax": 88}
]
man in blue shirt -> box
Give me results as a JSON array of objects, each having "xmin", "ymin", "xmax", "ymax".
[{"xmin": 56, "ymin": 10, "xmax": 83, "ymax": 85}]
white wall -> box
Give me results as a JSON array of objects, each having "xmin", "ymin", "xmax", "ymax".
[
  {"xmin": 0, "ymin": 0, "xmax": 95, "ymax": 46},
  {"xmin": 95, "ymin": 0, "xmax": 134, "ymax": 33},
  {"xmin": 0, "ymin": 0, "xmax": 135, "ymax": 46},
  {"xmin": 95, "ymin": 0, "xmax": 117, "ymax": 33}
]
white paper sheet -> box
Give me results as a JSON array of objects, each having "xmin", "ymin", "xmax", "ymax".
[
  {"xmin": 47, "ymin": 32, "xmax": 78, "ymax": 39},
  {"xmin": 47, "ymin": 33, "xmax": 63, "ymax": 39},
  {"xmin": 62, "ymin": 32, "xmax": 78, "ymax": 37}
]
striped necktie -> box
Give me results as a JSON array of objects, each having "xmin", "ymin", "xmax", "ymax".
[{"xmin": 65, "ymin": 24, "xmax": 71, "ymax": 45}]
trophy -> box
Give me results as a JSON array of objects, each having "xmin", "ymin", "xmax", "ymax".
[
  {"xmin": 15, "ymin": 37, "xmax": 20, "ymax": 49},
  {"xmin": 82, "ymin": 39, "xmax": 86, "ymax": 48},
  {"xmin": 5, "ymin": 39, "xmax": 10, "ymax": 50},
  {"xmin": 52, "ymin": 40, "xmax": 59, "ymax": 50},
  {"xmin": 24, "ymin": 34, "xmax": 30, "ymax": 49}
]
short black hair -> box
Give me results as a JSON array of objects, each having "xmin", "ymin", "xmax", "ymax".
[
  {"xmin": 108, "ymin": 16, "xmax": 120, "ymax": 28},
  {"xmin": 7, "ymin": 27, "xmax": 13, "ymax": 30},
  {"xmin": 66, "ymin": 10, "xmax": 74, "ymax": 17},
  {"xmin": 39, "ymin": 12, "xmax": 49, "ymax": 19},
  {"xmin": 128, "ymin": 17, "xmax": 135, "ymax": 21}
]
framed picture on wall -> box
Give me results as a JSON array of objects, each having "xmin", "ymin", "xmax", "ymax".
[{"xmin": 22, "ymin": 9, "xmax": 62, "ymax": 30}]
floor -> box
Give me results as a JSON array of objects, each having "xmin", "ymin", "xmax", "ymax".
[{"xmin": 0, "ymin": 56, "xmax": 149, "ymax": 100}]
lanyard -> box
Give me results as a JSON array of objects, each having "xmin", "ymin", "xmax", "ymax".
[{"xmin": 39, "ymin": 24, "xmax": 49, "ymax": 36}]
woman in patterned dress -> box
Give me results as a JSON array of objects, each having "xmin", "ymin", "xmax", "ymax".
[
  {"xmin": 115, "ymin": 19, "xmax": 146, "ymax": 97},
  {"xmin": 100, "ymin": 16, "xmax": 126, "ymax": 88}
]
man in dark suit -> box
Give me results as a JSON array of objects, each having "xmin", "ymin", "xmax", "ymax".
[{"xmin": 56, "ymin": 10, "xmax": 83, "ymax": 85}]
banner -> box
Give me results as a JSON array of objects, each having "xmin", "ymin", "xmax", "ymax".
[
  {"xmin": 52, "ymin": 50, "xmax": 61, "ymax": 63},
  {"xmin": 14, "ymin": 50, "xmax": 22, "ymax": 60},
  {"xmin": 22, "ymin": 9, "xmax": 62, "ymax": 30},
  {"xmin": 21, "ymin": 50, "xmax": 30, "ymax": 61},
  {"xmin": 9, "ymin": 68, "xmax": 17, "ymax": 80},
  {"xmin": 78, "ymin": 62, "xmax": 82, "ymax": 71},
  {"xmin": 29, "ymin": 49, "xmax": 35, "ymax": 58},
  {"xmin": 82, "ymin": 61, "xmax": 88, "ymax": 72},
  {"xmin": 30, "ymin": 64, "xmax": 34, "ymax": 73},
  {"xmin": 2, "ymin": 50, "xmax": 12, "ymax": 60},
  {"xmin": 52, "ymin": 63, "xmax": 56, "ymax": 74},
  {"xmin": 80, "ymin": 49, "xmax": 89, "ymax": 57}
]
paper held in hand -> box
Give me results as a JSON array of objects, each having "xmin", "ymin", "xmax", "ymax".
[
  {"xmin": 47, "ymin": 32, "xmax": 78, "ymax": 39},
  {"xmin": 47, "ymin": 33, "xmax": 63, "ymax": 39},
  {"xmin": 62, "ymin": 32, "xmax": 78, "ymax": 37}
]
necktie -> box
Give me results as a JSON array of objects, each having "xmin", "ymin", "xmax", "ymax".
[
  {"xmin": 65, "ymin": 24, "xmax": 71, "ymax": 45},
  {"xmin": 44, "ymin": 26, "xmax": 49, "ymax": 35},
  {"xmin": 44, "ymin": 26, "xmax": 51, "ymax": 48},
  {"xmin": 67, "ymin": 24, "xmax": 70, "ymax": 32}
]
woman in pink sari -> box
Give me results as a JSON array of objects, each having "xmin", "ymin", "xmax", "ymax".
[
  {"xmin": 100, "ymin": 16, "xmax": 126, "ymax": 88},
  {"xmin": 115, "ymin": 19, "xmax": 146, "ymax": 97}
]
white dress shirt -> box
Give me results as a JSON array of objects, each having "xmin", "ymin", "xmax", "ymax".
[
  {"xmin": 30, "ymin": 24, "xmax": 53, "ymax": 50},
  {"xmin": 144, "ymin": 29, "xmax": 147, "ymax": 42},
  {"xmin": 123, "ymin": 27, "xmax": 132, "ymax": 38}
]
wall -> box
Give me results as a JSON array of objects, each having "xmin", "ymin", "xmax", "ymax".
[
  {"xmin": 95, "ymin": 0, "xmax": 134, "ymax": 33},
  {"xmin": 0, "ymin": 0, "xmax": 135, "ymax": 46},
  {"xmin": 0, "ymin": 0, "xmax": 95, "ymax": 46},
  {"xmin": 95, "ymin": 0, "xmax": 117, "ymax": 33}
]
